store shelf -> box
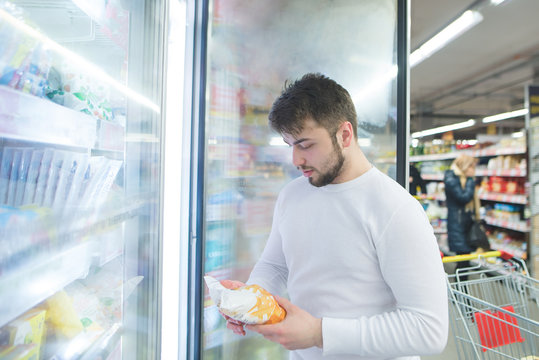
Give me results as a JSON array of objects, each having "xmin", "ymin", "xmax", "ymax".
[
  {"xmin": 478, "ymin": 192, "xmax": 528, "ymax": 205},
  {"xmin": 0, "ymin": 86, "xmax": 126, "ymax": 153},
  {"xmin": 0, "ymin": 241, "xmax": 94, "ymax": 327},
  {"xmin": 484, "ymin": 216, "xmax": 530, "ymax": 233},
  {"xmin": 0, "ymin": 86, "xmax": 97, "ymax": 148},
  {"xmin": 414, "ymin": 194, "xmax": 446, "ymax": 201},
  {"xmin": 0, "ymin": 198, "xmax": 146, "ymax": 326},
  {"xmin": 410, "ymin": 146, "xmax": 526, "ymax": 162},
  {"xmin": 475, "ymin": 168, "xmax": 526, "ymax": 177},
  {"xmin": 422, "ymin": 173, "xmax": 444, "ymax": 181},
  {"xmin": 489, "ymin": 241, "xmax": 527, "ymax": 260}
]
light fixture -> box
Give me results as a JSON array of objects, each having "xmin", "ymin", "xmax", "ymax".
[
  {"xmin": 411, "ymin": 119, "xmax": 476, "ymax": 138},
  {"xmin": 410, "ymin": 10, "xmax": 483, "ymax": 68},
  {"xmin": 490, "ymin": 0, "xmax": 507, "ymax": 5},
  {"xmin": 269, "ymin": 136, "xmax": 288, "ymax": 147},
  {"xmin": 482, "ymin": 108, "xmax": 528, "ymax": 123}
]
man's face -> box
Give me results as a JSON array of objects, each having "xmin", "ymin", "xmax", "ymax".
[{"xmin": 282, "ymin": 119, "xmax": 345, "ymax": 187}]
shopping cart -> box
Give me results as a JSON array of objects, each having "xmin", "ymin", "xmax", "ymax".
[{"xmin": 442, "ymin": 250, "xmax": 539, "ymax": 359}]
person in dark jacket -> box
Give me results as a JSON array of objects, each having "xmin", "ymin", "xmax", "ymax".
[
  {"xmin": 409, "ymin": 164, "xmax": 426, "ymax": 196},
  {"xmin": 444, "ymin": 154, "xmax": 478, "ymax": 277}
]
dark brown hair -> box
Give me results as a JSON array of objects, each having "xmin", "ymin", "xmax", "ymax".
[{"xmin": 268, "ymin": 73, "xmax": 358, "ymax": 140}]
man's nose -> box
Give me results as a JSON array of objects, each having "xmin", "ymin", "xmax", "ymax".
[{"xmin": 292, "ymin": 147, "xmax": 305, "ymax": 168}]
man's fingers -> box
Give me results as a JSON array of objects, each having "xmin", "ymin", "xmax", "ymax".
[
  {"xmin": 220, "ymin": 279, "xmax": 244, "ymax": 289},
  {"xmin": 227, "ymin": 321, "xmax": 245, "ymax": 336},
  {"xmin": 274, "ymin": 295, "xmax": 293, "ymax": 311}
]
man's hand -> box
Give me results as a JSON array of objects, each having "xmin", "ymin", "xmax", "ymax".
[
  {"xmin": 219, "ymin": 279, "xmax": 246, "ymax": 336},
  {"xmin": 246, "ymin": 295, "xmax": 323, "ymax": 350}
]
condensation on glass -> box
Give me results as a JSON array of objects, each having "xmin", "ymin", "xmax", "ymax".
[
  {"xmin": 0, "ymin": 0, "xmax": 165, "ymax": 359},
  {"xmin": 201, "ymin": 0, "xmax": 399, "ymax": 358}
]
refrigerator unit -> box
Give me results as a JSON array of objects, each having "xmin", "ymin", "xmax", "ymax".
[
  {"xmin": 187, "ymin": 0, "xmax": 409, "ymax": 359},
  {"xmin": 0, "ymin": 0, "xmax": 175, "ymax": 359}
]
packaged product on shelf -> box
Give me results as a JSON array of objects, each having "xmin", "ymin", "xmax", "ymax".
[
  {"xmin": 0, "ymin": 343, "xmax": 38, "ymax": 360},
  {"xmin": 52, "ymin": 152, "xmax": 86, "ymax": 210},
  {"xmin": 0, "ymin": 147, "xmax": 14, "ymax": 204},
  {"xmin": 44, "ymin": 290, "xmax": 84, "ymax": 339},
  {"xmin": 41, "ymin": 150, "xmax": 66, "ymax": 208},
  {"xmin": 0, "ymin": 205, "xmax": 52, "ymax": 275},
  {"xmin": 0, "ymin": 308, "xmax": 46, "ymax": 358},
  {"xmin": 13, "ymin": 148, "xmax": 32, "ymax": 207},
  {"xmin": 59, "ymin": 65, "xmax": 113, "ymax": 122},
  {"xmin": 32, "ymin": 148, "xmax": 53, "ymax": 206},
  {"xmin": 78, "ymin": 157, "xmax": 122, "ymax": 211},
  {"xmin": 62, "ymin": 155, "xmax": 90, "ymax": 213},
  {"xmin": 21, "ymin": 149, "xmax": 44, "ymax": 205},
  {"xmin": 5, "ymin": 148, "xmax": 22, "ymax": 206}
]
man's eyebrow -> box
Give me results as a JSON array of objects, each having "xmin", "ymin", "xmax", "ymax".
[{"xmin": 292, "ymin": 138, "xmax": 308, "ymax": 145}]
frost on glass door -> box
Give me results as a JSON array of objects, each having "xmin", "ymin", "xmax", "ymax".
[
  {"xmin": 0, "ymin": 0, "xmax": 164, "ymax": 359},
  {"xmin": 200, "ymin": 0, "xmax": 399, "ymax": 359}
]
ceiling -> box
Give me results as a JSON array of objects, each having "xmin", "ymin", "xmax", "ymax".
[{"xmin": 409, "ymin": 0, "xmax": 539, "ymax": 140}]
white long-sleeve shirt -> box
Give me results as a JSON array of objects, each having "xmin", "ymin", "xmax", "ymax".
[{"xmin": 248, "ymin": 167, "xmax": 448, "ymax": 360}]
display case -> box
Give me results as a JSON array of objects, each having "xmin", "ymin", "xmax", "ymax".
[
  {"xmin": 0, "ymin": 0, "xmax": 168, "ymax": 358},
  {"xmin": 188, "ymin": 0, "xmax": 409, "ymax": 358}
]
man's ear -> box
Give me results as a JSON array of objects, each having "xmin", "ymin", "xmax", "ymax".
[{"xmin": 339, "ymin": 121, "xmax": 354, "ymax": 148}]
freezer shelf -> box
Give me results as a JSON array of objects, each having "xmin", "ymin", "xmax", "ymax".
[
  {"xmin": 0, "ymin": 85, "xmax": 124, "ymax": 152},
  {"xmin": 0, "ymin": 196, "xmax": 146, "ymax": 327},
  {"xmin": 0, "ymin": 241, "xmax": 93, "ymax": 327},
  {"xmin": 0, "ymin": 85, "xmax": 96, "ymax": 148}
]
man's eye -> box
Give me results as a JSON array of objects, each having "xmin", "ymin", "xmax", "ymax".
[{"xmin": 298, "ymin": 143, "xmax": 312, "ymax": 150}]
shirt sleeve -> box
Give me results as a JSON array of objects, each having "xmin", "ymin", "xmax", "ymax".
[
  {"xmin": 247, "ymin": 194, "xmax": 289, "ymax": 296},
  {"xmin": 322, "ymin": 198, "xmax": 448, "ymax": 357}
]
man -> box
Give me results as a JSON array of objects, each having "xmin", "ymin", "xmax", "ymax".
[{"xmin": 221, "ymin": 73, "xmax": 448, "ymax": 359}]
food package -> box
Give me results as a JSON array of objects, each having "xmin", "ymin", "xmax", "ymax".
[
  {"xmin": 44, "ymin": 290, "xmax": 84, "ymax": 338},
  {"xmin": 204, "ymin": 276, "xmax": 285, "ymax": 325},
  {"xmin": 0, "ymin": 344, "xmax": 38, "ymax": 360}
]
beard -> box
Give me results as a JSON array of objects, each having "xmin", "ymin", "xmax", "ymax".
[{"xmin": 307, "ymin": 139, "xmax": 345, "ymax": 187}]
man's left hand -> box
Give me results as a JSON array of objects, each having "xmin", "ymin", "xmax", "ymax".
[{"xmin": 246, "ymin": 295, "xmax": 323, "ymax": 351}]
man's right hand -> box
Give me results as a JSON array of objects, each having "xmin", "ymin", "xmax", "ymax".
[{"xmin": 219, "ymin": 279, "xmax": 246, "ymax": 336}]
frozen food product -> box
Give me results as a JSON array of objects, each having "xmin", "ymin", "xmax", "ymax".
[
  {"xmin": 204, "ymin": 275, "xmax": 286, "ymax": 325},
  {"xmin": 45, "ymin": 290, "xmax": 84, "ymax": 339}
]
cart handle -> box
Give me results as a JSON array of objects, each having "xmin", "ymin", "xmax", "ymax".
[{"xmin": 441, "ymin": 250, "xmax": 513, "ymax": 263}]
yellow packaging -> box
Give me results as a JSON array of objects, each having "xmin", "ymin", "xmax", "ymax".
[
  {"xmin": 6, "ymin": 309, "xmax": 46, "ymax": 346},
  {"xmin": 45, "ymin": 290, "xmax": 84, "ymax": 338},
  {"xmin": 0, "ymin": 344, "xmax": 38, "ymax": 360}
]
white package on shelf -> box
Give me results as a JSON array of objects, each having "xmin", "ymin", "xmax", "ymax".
[
  {"xmin": 42, "ymin": 149, "xmax": 65, "ymax": 208},
  {"xmin": 14, "ymin": 148, "xmax": 33, "ymax": 207},
  {"xmin": 52, "ymin": 151, "xmax": 77, "ymax": 210},
  {"xmin": 62, "ymin": 154, "xmax": 89, "ymax": 214},
  {"xmin": 6, "ymin": 149, "xmax": 22, "ymax": 206},
  {"xmin": 21, "ymin": 149, "xmax": 44, "ymax": 205},
  {"xmin": 33, "ymin": 148, "xmax": 53, "ymax": 206},
  {"xmin": 0, "ymin": 147, "xmax": 14, "ymax": 204}
]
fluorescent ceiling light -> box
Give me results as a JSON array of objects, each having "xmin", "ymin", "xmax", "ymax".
[
  {"xmin": 269, "ymin": 136, "xmax": 287, "ymax": 147},
  {"xmin": 411, "ymin": 119, "xmax": 476, "ymax": 138},
  {"xmin": 490, "ymin": 0, "xmax": 507, "ymax": 5},
  {"xmin": 410, "ymin": 10, "xmax": 483, "ymax": 68},
  {"xmin": 482, "ymin": 108, "xmax": 528, "ymax": 123}
]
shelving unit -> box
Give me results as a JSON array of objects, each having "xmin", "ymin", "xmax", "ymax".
[{"xmin": 411, "ymin": 142, "xmax": 530, "ymax": 263}]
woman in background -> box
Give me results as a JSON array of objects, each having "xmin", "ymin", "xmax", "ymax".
[{"xmin": 444, "ymin": 154, "xmax": 479, "ymax": 275}]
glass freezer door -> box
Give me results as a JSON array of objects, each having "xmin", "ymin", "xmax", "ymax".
[
  {"xmin": 194, "ymin": 0, "xmax": 406, "ymax": 359},
  {"xmin": 0, "ymin": 0, "xmax": 166, "ymax": 359}
]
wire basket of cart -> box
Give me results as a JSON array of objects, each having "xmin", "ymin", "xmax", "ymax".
[{"xmin": 442, "ymin": 250, "xmax": 538, "ymax": 359}]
